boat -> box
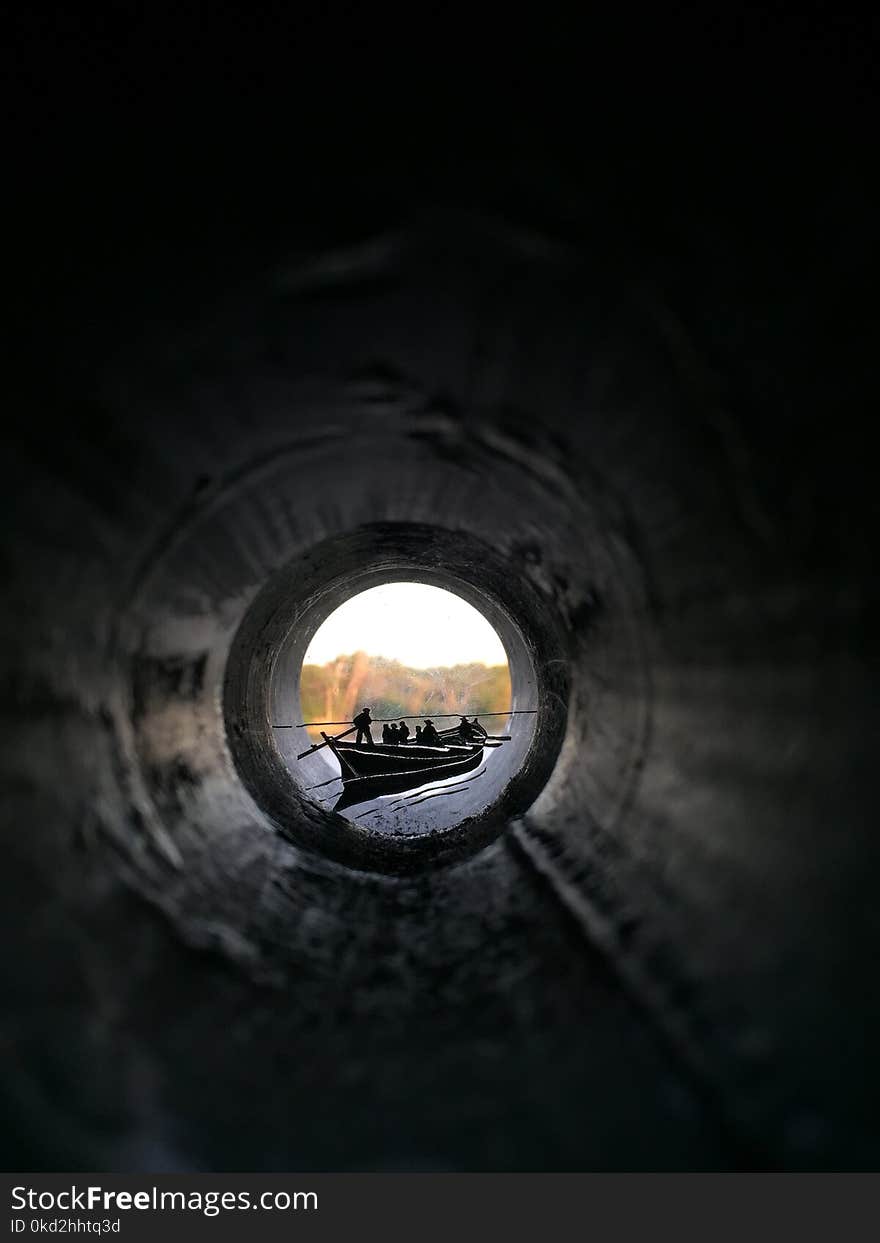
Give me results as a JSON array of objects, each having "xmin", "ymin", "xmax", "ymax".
[{"xmin": 321, "ymin": 731, "xmax": 486, "ymax": 812}]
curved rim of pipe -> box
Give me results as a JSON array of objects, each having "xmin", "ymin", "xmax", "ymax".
[{"xmin": 223, "ymin": 522, "xmax": 569, "ymax": 873}]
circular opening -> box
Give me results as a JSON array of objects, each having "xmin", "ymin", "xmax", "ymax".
[
  {"xmin": 284, "ymin": 582, "xmax": 532, "ymax": 834},
  {"xmin": 223, "ymin": 523, "xmax": 569, "ymax": 873}
]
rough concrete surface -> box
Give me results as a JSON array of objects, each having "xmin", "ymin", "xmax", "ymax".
[{"xmin": 3, "ymin": 26, "xmax": 877, "ymax": 1169}]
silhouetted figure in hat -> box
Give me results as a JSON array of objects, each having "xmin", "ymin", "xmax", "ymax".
[
  {"xmin": 421, "ymin": 720, "xmax": 440, "ymax": 746},
  {"xmin": 458, "ymin": 715, "xmax": 476, "ymax": 742},
  {"xmin": 353, "ymin": 706, "xmax": 374, "ymax": 747}
]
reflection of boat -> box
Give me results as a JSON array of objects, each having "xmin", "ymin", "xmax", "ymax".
[{"xmin": 322, "ymin": 732, "xmax": 486, "ymax": 812}]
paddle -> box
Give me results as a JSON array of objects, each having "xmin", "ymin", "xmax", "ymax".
[
  {"xmin": 296, "ymin": 725, "xmax": 356, "ymax": 760},
  {"xmin": 438, "ymin": 732, "xmax": 511, "ymax": 743}
]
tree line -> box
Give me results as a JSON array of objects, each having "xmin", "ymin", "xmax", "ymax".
[{"xmin": 300, "ymin": 652, "xmax": 511, "ymax": 741}]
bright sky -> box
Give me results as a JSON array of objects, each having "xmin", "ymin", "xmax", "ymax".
[{"xmin": 303, "ymin": 583, "xmax": 509, "ymax": 668}]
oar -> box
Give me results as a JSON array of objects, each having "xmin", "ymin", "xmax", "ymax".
[
  {"xmin": 437, "ymin": 725, "xmax": 512, "ymax": 735},
  {"xmin": 286, "ymin": 709, "xmax": 537, "ymax": 728},
  {"xmin": 296, "ymin": 726, "xmax": 356, "ymax": 760}
]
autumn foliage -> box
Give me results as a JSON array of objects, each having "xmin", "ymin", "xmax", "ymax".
[{"xmin": 300, "ymin": 653, "xmax": 511, "ymax": 741}]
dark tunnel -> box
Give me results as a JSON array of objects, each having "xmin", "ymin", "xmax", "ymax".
[{"xmin": 3, "ymin": 22, "xmax": 878, "ymax": 1171}]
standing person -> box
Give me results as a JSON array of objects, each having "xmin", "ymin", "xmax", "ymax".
[
  {"xmin": 397, "ymin": 720, "xmax": 410, "ymax": 744},
  {"xmin": 421, "ymin": 719, "xmax": 440, "ymax": 746},
  {"xmin": 352, "ymin": 706, "xmax": 374, "ymax": 747}
]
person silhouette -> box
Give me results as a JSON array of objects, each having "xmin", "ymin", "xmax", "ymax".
[
  {"xmin": 397, "ymin": 720, "xmax": 410, "ymax": 744},
  {"xmin": 352, "ymin": 706, "xmax": 374, "ymax": 746},
  {"xmin": 381, "ymin": 722, "xmax": 394, "ymax": 745},
  {"xmin": 421, "ymin": 719, "xmax": 440, "ymax": 746},
  {"xmin": 458, "ymin": 715, "xmax": 476, "ymax": 742},
  {"xmin": 387, "ymin": 722, "xmax": 400, "ymax": 745},
  {"xmin": 471, "ymin": 716, "xmax": 488, "ymax": 741},
  {"xmin": 414, "ymin": 725, "xmax": 423, "ymax": 744}
]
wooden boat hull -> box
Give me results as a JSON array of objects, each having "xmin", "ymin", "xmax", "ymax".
[
  {"xmin": 329, "ymin": 740, "xmax": 485, "ymax": 811},
  {"xmin": 334, "ymin": 740, "xmax": 476, "ymax": 773}
]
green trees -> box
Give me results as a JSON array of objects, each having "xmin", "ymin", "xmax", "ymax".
[{"xmin": 300, "ymin": 654, "xmax": 511, "ymax": 741}]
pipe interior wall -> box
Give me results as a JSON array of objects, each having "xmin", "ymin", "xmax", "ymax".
[{"xmin": 3, "ymin": 133, "xmax": 876, "ymax": 1169}]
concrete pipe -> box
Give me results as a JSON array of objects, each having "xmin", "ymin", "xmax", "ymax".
[{"xmin": 2, "ymin": 125, "xmax": 876, "ymax": 1171}]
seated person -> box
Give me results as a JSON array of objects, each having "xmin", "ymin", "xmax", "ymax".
[
  {"xmin": 387, "ymin": 723, "xmax": 400, "ymax": 745},
  {"xmin": 414, "ymin": 725, "xmax": 423, "ymax": 744},
  {"xmin": 421, "ymin": 720, "xmax": 441, "ymax": 746},
  {"xmin": 382, "ymin": 722, "xmax": 394, "ymax": 745},
  {"xmin": 397, "ymin": 720, "xmax": 410, "ymax": 744}
]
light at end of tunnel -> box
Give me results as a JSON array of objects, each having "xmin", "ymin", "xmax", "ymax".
[{"xmin": 302, "ymin": 582, "xmax": 509, "ymax": 668}]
